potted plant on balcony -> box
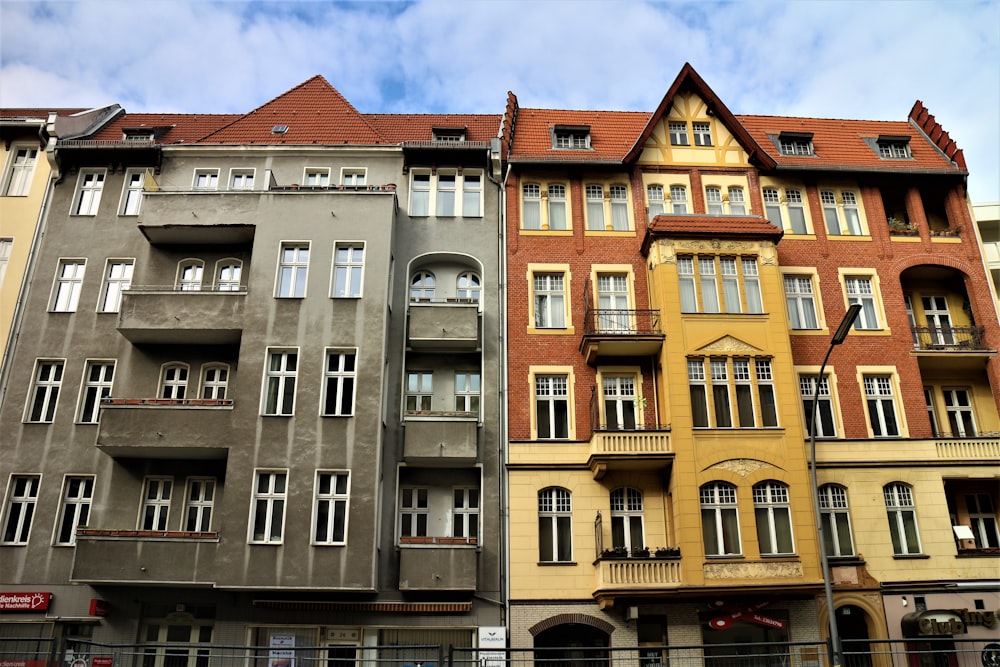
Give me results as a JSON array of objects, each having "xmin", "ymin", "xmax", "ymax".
[
  {"xmin": 600, "ymin": 546, "xmax": 629, "ymax": 559},
  {"xmin": 631, "ymin": 546, "xmax": 651, "ymax": 558},
  {"xmin": 887, "ymin": 217, "xmax": 916, "ymax": 235},
  {"xmin": 654, "ymin": 546, "xmax": 681, "ymax": 559}
]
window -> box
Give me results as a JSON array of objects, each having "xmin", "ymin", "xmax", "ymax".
[
  {"xmin": 314, "ymin": 472, "xmax": 349, "ymax": 544},
  {"xmin": 801, "ymin": 376, "xmax": 836, "ymax": 437},
  {"xmin": 609, "ymin": 185, "xmax": 629, "ymax": 230},
  {"xmin": 2, "ymin": 475, "xmax": 40, "ymax": 544},
  {"xmin": 56, "ymin": 476, "xmax": 93, "ymax": 545},
  {"xmin": 200, "ymin": 364, "xmax": 229, "ymax": 399},
  {"xmin": 693, "ymin": 122, "xmax": 713, "ymax": 147},
  {"xmin": 728, "ymin": 187, "xmax": 747, "ymax": 215},
  {"xmin": 603, "ymin": 375, "xmax": 637, "ymax": 430},
  {"xmin": 533, "ymin": 273, "xmax": 566, "ymax": 328},
  {"xmin": 405, "ymin": 372, "xmax": 433, "ymax": 412},
  {"xmin": 3, "ymin": 146, "xmax": 38, "ymax": 196},
  {"xmin": 177, "ymin": 260, "xmax": 204, "ymax": 291},
  {"xmin": 822, "ymin": 189, "xmax": 863, "ymax": 235},
  {"xmin": 877, "ymin": 138, "xmax": 911, "ymax": 159},
  {"xmin": 818, "ymin": 484, "xmax": 855, "ymax": 557},
  {"xmin": 548, "ymin": 184, "xmax": 567, "ymax": 229},
  {"xmin": 323, "ymin": 350, "xmax": 356, "ymax": 416},
  {"xmin": 26, "ymin": 360, "xmax": 63, "ymax": 423},
  {"xmin": 453, "ymin": 487, "xmax": 480, "ymax": 539},
  {"xmin": 332, "ymin": 243, "xmax": 364, "ymax": 298},
  {"xmin": 778, "ymin": 134, "xmax": 813, "ymax": 156},
  {"xmin": 411, "ymin": 171, "xmax": 430, "ymax": 216},
  {"xmin": 115, "ymin": 170, "xmax": 145, "ymax": 215},
  {"xmin": 554, "ymin": 127, "xmax": 589, "ymax": 149},
  {"xmin": 538, "ymin": 488, "xmax": 572, "ymax": 562},
  {"xmin": 455, "ymin": 371, "xmax": 480, "ymax": 414},
  {"xmin": 433, "ymin": 128, "xmax": 465, "ymax": 142},
  {"xmin": 78, "ymin": 361, "xmax": 114, "ymax": 423},
  {"xmin": 522, "ymin": 183, "xmax": 541, "ymax": 229},
  {"xmin": 535, "ymin": 375, "xmax": 569, "ymax": 439},
  {"xmin": 679, "ymin": 255, "xmax": 761, "ymax": 314},
  {"xmin": 99, "ymin": 260, "xmax": 133, "ymax": 312},
  {"xmin": 140, "ymin": 477, "xmax": 172, "ymax": 530},
  {"xmin": 647, "ymin": 184, "xmax": 665, "ymax": 220},
  {"xmin": 586, "ymin": 185, "xmax": 605, "ymax": 230},
  {"xmin": 763, "ymin": 186, "xmax": 807, "ymax": 233},
  {"xmin": 51, "ymin": 260, "xmax": 85, "ymax": 312},
  {"xmin": 192, "ymin": 170, "xmax": 219, "ymax": 190},
  {"xmin": 215, "ymin": 260, "xmax": 242, "ymax": 291},
  {"xmin": 668, "ymin": 122, "xmax": 689, "ymax": 146},
  {"xmin": 943, "ymin": 388, "xmax": 976, "ymax": 437},
  {"xmin": 409, "ymin": 271, "xmax": 435, "ymax": 301},
  {"xmin": 436, "ymin": 172, "xmax": 456, "ymax": 216},
  {"xmin": 689, "ymin": 358, "xmax": 777, "ymax": 429},
  {"xmin": 884, "ymin": 483, "xmax": 921, "ymax": 555},
  {"xmin": 706, "ymin": 187, "xmax": 724, "ymax": 215},
  {"xmin": 400, "ymin": 487, "xmax": 428, "ymax": 537},
  {"xmin": 742, "ymin": 259, "xmax": 763, "ymax": 313},
  {"xmin": 456, "ymin": 272, "xmax": 480, "ymax": 301},
  {"xmin": 0, "ymin": 238, "xmax": 11, "ymax": 287},
  {"xmin": 864, "ymin": 374, "xmax": 900, "ymax": 437},
  {"xmin": 846, "ymin": 277, "xmax": 880, "ymax": 329},
  {"xmin": 184, "ymin": 478, "xmax": 215, "ymax": 531},
  {"xmin": 784, "ymin": 275, "xmax": 818, "ymax": 329},
  {"xmin": 921, "ymin": 295, "xmax": 954, "ymax": 345},
  {"xmin": 263, "ymin": 350, "xmax": 297, "ymax": 416},
  {"xmin": 670, "ymin": 185, "xmax": 688, "ymax": 214},
  {"xmin": 230, "ymin": 169, "xmax": 255, "ymax": 190},
  {"xmin": 753, "ymin": 481, "xmax": 794, "ymax": 555},
  {"xmin": 251, "ymin": 471, "xmax": 287, "ymax": 543},
  {"xmin": 160, "ymin": 363, "xmax": 189, "ymax": 400},
  {"xmin": 925, "ymin": 387, "xmax": 941, "ymax": 436},
  {"xmin": 596, "ymin": 272, "xmax": 631, "ymax": 331},
  {"xmin": 341, "ymin": 168, "xmax": 365, "ymax": 186},
  {"xmin": 964, "ymin": 493, "xmax": 1000, "ymax": 549},
  {"xmin": 462, "ymin": 172, "xmax": 482, "ymax": 217},
  {"xmin": 304, "ymin": 169, "xmax": 329, "ymax": 187},
  {"xmin": 611, "ymin": 487, "xmax": 644, "ymax": 551},
  {"xmin": 73, "ymin": 170, "xmax": 105, "ymax": 215},
  {"xmin": 276, "ymin": 243, "xmax": 309, "ymax": 298},
  {"xmin": 701, "ymin": 482, "xmax": 741, "ymax": 556}
]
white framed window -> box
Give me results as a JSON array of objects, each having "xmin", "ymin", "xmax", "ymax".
[
  {"xmin": 456, "ymin": 272, "xmax": 480, "ymax": 302},
  {"xmin": 585, "ymin": 185, "xmax": 605, "ymax": 230},
  {"xmin": 214, "ymin": 259, "xmax": 242, "ymax": 291},
  {"xmin": 409, "ymin": 270, "xmax": 435, "ymax": 301},
  {"xmin": 535, "ymin": 374, "xmax": 569, "ymax": 439},
  {"xmin": 819, "ymin": 484, "xmax": 855, "ymax": 557},
  {"xmin": 400, "ymin": 487, "xmax": 429, "ymax": 537},
  {"xmin": 670, "ymin": 185, "xmax": 688, "ymax": 214},
  {"xmin": 884, "ymin": 482, "xmax": 921, "ymax": 555},
  {"xmin": 699, "ymin": 257, "xmax": 719, "ymax": 312},
  {"xmin": 73, "ymin": 170, "xmax": 105, "ymax": 215},
  {"xmin": 603, "ymin": 375, "xmax": 637, "ymax": 430},
  {"xmin": 78, "ymin": 360, "xmax": 115, "ymax": 424},
  {"xmin": 332, "ymin": 242, "xmax": 364, "ymax": 298},
  {"xmin": 964, "ymin": 493, "xmax": 1000, "ymax": 549},
  {"xmin": 323, "ymin": 350, "xmax": 356, "ymax": 416},
  {"xmin": 846, "ymin": 276, "xmax": 881, "ymax": 329},
  {"xmin": 701, "ymin": 482, "xmax": 741, "ymax": 556},
  {"xmin": 779, "ymin": 135, "xmax": 813, "ymax": 156},
  {"xmin": 2, "ymin": 475, "xmax": 40, "ymax": 544},
  {"xmin": 553, "ymin": 128, "xmax": 589, "ymax": 149},
  {"xmin": 763, "ymin": 186, "xmax": 808, "ymax": 233},
  {"xmin": 548, "ymin": 184, "xmax": 567, "ymax": 229},
  {"xmin": 99, "ymin": 260, "xmax": 133, "ymax": 312},
  {"xmin": 925, "ymin": 387, "xmax": 941, "ymax": 436},
  {"xmin": 822, "ymin": 189, "xmax": 863, "ymax": 235},
  {"xmin": 647, "ymin": 184, "xmax": 665, "ymax": 220},
  {"xmin": 864, "ymin": 374, "xmax": 900, "ymax": 437},
  {"xmin": 753, "ymin": 481, "xmax": 794, "ymax": 555},
  {"xmin": 455, "ymin": 371, "xmax": 480, "ymax": 415},
  {"xmin": 533, "ymin": 272, "xmax": 566, "ymax": 328},
  {"xmin": 314, "ymin": 471, "xmax": 349, "ymax": 545},
  {"xmin": 877, "ymin": 139, "xmax": 911, "ymax": 159},
  {"xmin": 118, "ymin": 170, "xmax": 145, "ymax": 215},
  {"xmin": 452, "ymin": 487, "xmax": 480, "ymax": 539},
  {"xmin": 611, "ymin": 487, "xmax": 644, "ymax": 551},
  {"xmin": 693, "ymin": 122, "xmax": 713, "ymax": 147},
  {"xmin": 140, "ymin": 477, "xmax": 172, "ymax": 530},
  {"xmin": 784, "ymin": 275, "xmax": 818, "ymax": 329},
  {"xmin": 436, "ymin": 171, "xmax": 456, "ymax": 216},
  {"xmin": 800, "ymin": 375, "xmax": 836, "ymax": 438},
  {"xmin": 26, "ymin": 359, "xmax": 64, "ymax": 423},
  {"xmin": 538, "ymin": 487, "xmax": 572, "ymax": 562},
  {"xmin": 51, "ymin": 259, "xmax": 86, "ymax": 312},
  {"xmin": 177, "ymin": 259, "xmax": 204, "ymax": 291},
  {"xmin": 522, "ymin": 183, "xmax": 541, "ymax": 229},
  {"xmin": 304, "ymin": 168, "xmax": 330, "ymax": 187},
  {"xmin": 596, "ymin": 272, "xmax": 631, "ymax": 332},
  {"xmin": 250, "ymin": 470, "xmax": 287, "ymax": 543},
  {"xmin": 462, "ymin": 171, "xmax": 482, "ymax": 217},
  {"xmin": 943, "ymin": 388, "xmax": 977, "ymax": 437},
  {"xmin": 0, "ymin": 238, "xmax": 11, "ymax": 287},
  {"xmin": 410, "ymin": 171, "xmax": 431, "ymax": 216},
  {"xmin": 55, "ymin": 476, "xmax": 93, "ymax": 545},
  {"xmin": 609, "ymin": 185, "xmax": 629, "ymax": 230},
  {"xmin": 689, "ymin": 357, "xmax": 777, "ymax": 429},
  {"xmin": 706, "ymin": 187, "xmax": 724, "ymax": 215},
  {"xmin": 229, "ymin": 168, "xmax": 255, "ymax": 190},
  {"xmin": 341, "ymin": 168, "xmax": 366, "ymax": 187},
  {"xmin": 3, "ymin": 146, "xmax": 38, "ymax": 196},
  {"xmin": 262, "ymin": 349, "xmax": 297, "ymax": 416},
  {"xmin": 192, "ymin": 169, "xmax": 219, "ymax": 190},
  {"xmin": 728, "ymin": 187, "xmax": 747, "ymax": 215},
  {"xmin": 200, "ymin": 364, "xmax": 229, "ymax": 400},
  {"xmin": 668, "ymin": 122, "xmax": 689, "ymax": 146},
  {"xmin": 159, "ymin": 363, "xmax": 189, "ymax": 400},
  {"xmin": 184, "ymin": 478, "xmax": 215, "ymax": 531},
  {"xmin": 405, "ymin": 371, "xmax": 433, "ymax": 412},
  {"xmin": 276, "ymin": 243, "xmax": 309, "ymax": 298}
]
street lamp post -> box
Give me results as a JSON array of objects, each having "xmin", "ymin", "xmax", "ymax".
[{"xmin": 809, "ymin": 303, "xmax": 862, "ymax": 667}]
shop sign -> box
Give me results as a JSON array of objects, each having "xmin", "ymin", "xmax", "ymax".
[
  {"xmin": 707, "ymin": 600, "xmax": 787, "ymax": 630},
  {"xmin": 92, "ymin": 657, "xmax": 113, "ymax": 667},
  {"xmin": 902, "ymin": 609, "xmax": 998, "ymax": 637},
  {"xmin": 89, "ymin": 599, "xmax": 110, "ymax": 617},
  {"xmin": 0, "ymin": 592, "xmax": 52, "ymax": 611},
  {"xmin": 269, "ymin": 634, "xmax": 295, "ymax": 667},
  {"xmin": 478, "ymin": 627, "xmax": 506, "ymax": 667}
]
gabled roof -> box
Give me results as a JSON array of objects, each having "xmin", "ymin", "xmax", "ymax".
[
  {"xmin": 198, "ymin": 75, "xmax": 385, "ymax": 145},
  {"xmin": 87, "ymin": 113, "xmax": 241, "ymax": 144},
  {"xmin": 507, "ymin": 108, "xmax": 649, "ymax": 164},
  {"xmin": 624, "ymin": 62, "xmax": 773, "ymax": 167},
  {"xmin": 364, "ymin": 113, "xmax": 501, "ymax": 144}
]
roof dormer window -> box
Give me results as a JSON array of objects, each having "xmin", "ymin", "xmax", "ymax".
[
  {"xmin": 432, "ymin": 128, "xmax": 466, "ymax": 143},
  {"xmin": 272, "ymin": 125, "xmax": 289, "ymax": 134},
  {"xmin": 122, "ymin": 129, "xmax": 154, "ymax": 143},
  {"xmin": 778, "ymin": 132, "xmax": 814, "ymax": 156},
  {"xmin": 876, "ymin": 136, "xmax": 911, "ymax": 159},
  {"xmin": 553, "ymin": 126, "xmax": 590, "ymax": 150}
]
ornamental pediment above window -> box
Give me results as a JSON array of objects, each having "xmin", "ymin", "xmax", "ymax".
[{"xmin": 694, "ymin": 335, "xmax": 762, "ymax": 354}]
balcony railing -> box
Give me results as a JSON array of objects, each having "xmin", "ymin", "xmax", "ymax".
[
  {"xmin": 583, "ymin": 309, "xmax": 662, "ymax": 336},
  {"xmin": 588, "ymin": 428, "xmax": 672, "ymax": 479},
  {"xmin": 118, "ymin": 286, "xmax": 245, "ymax": 345},
  {"xmin": 97, "ymin": 398, "xmax": 233, "ymax": 459},
  {"xmin": 593, "ymin": 557, "xmax": 683, "ymax": 598},
  {"xmin": 911, "ymin": 326, "xmax": 987, "ymax": 351},
  {"xmin": 71, "ymin": 529, "xmax": 219, "ymax": 584}
]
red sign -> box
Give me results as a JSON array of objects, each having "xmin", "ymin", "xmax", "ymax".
[
  {"xmin": 89, "ymin": 599, "xmax": 110, "ymax": 617},
  {"xmin": 92, "ymin": 657, "xmax": 114, "ymax": 667},
  {"xmin": 708, "ymin": 600, "xmax": 787, "ymax": 631},
  {"xmin": 0, "ymin": 592, "xmax": 52, "ymax": 611}
]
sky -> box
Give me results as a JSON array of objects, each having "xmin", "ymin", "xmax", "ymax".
[{"xmin": 2, "ymin": 0, "xmax": 998, "ymax": 202}]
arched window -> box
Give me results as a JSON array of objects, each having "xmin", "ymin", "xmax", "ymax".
[
  {"xmin": 215, "ymin": 259, "xmax": 242, "ymax": 291},
  {"xmin": 456, "ymin": 272, "xmax": 480, "ymax": 302},
  {"xmin": 538, "ymin": 487, "xmax": 572, "ymax": 562},
  {"xmin": 177, "ymin": 260, "xmax": 204, "ymax": 291},
  {"xmin": 610, "ymin": 487, "xmax": 644, "ymax": 552},
  {"xmin": 410, "ymin": 271, "xmax": 435, "ymax": 301},
  {"xmin": 200, "ymin": 363, "xmax": 230, "ymax": 400},
  {"xmin": 753, "ymin": 481, "xmax": 794, "ymax": 555},
  {"xmin": 701, "ymin": 482, "xmax": 740, "ymax": 556},
  {"xmin": 160, "ymin": 363, "xmax": 189, "ymax": 400}
]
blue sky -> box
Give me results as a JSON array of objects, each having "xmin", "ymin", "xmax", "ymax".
[{"xmin": 2, "ymin": 0, "xmax": 998, "ymax": 201}]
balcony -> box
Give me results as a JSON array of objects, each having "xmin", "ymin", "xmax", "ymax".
[
  {"xmin": 910, "ymin": 326, "xmax": 995, "ymax": 371},
  {"xmin": 71, "ymin": 529, "xmax": 219, "ymax": 585},
  {"xmin": 97, "ymin": 398, "xmax": 232, "ymax": 459},
  {"xmin": 403, "ymin": 415, "xmax": 478, "ymax": 465},
  {"xmin": 398, "ymin": 541, "xmax": 477, "ymax": 592},
  {"xmin": 588, "ymin": 428, "xmax": 673, "ymax": 479},
  {"xmin": 407, "ymin": 300, "xmax": 481, "ymax": 350},
  {"xmin": 138, "ymin": 192, "xmax": 256, "ymax": 245},
  {"xmin": 580, "ymin": 309, "xmax": 664, "ymax": 364},
  {"xmin": 593, "ymin": 556, "xmax": 683, "ymax": 607},
  {"xmin": 816, "ymin": 435, "xmax": 1000, "ymax": 465},
  {"xmin": 118, "ymin": 286, "xmax": 245, "ymax": 344}
]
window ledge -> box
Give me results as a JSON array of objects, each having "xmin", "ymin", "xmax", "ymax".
[
  {"xmin": 956, "ymin": 548, "xmax": 1000, "ymax": 558},
  {"xmin": 892, "ymin": 553, "xmax": 930, "ymax": 560},
  {"xmin": 828, "ymin": 556, "xmax": 865, "ymax": 565},
  {"xmin": 705, "ymin": 555, "xmax": 744, "ymax": 560},
  {"xmin": 537, "ymin": 561, "xmax": 577, "ymax": 565}
]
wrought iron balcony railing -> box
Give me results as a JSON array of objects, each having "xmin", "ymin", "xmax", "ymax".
[
  {"xmin": 583, "ymin": 309, "xmax": 662, "ymax": 336},
  {"xmin": 911, "ymin": 326, "xmax": 987, "ymax": 351}
]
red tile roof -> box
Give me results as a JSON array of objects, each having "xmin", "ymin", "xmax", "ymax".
[
  {"xmin": 648, "ymin": 215, "xmax": 785, "ymax": 239},
  {"xmin": 0, "ymin": 108, "xmax": 87, "ymax": 120},
  {"xmin": 507, "ymin": 108, "xmax": 650, "ymax": 163},
  {"xmin": 89, "ymin": 113, "xmax": 241, "ymax": 144},
  {"xmin": 364, "ymin": 114, "xmax": 501, "ymax": 144}
]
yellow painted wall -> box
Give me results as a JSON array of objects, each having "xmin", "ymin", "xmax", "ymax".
[{"xmin": 636, "ymin": 91, "xmax": 751, "ymax": 167}]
